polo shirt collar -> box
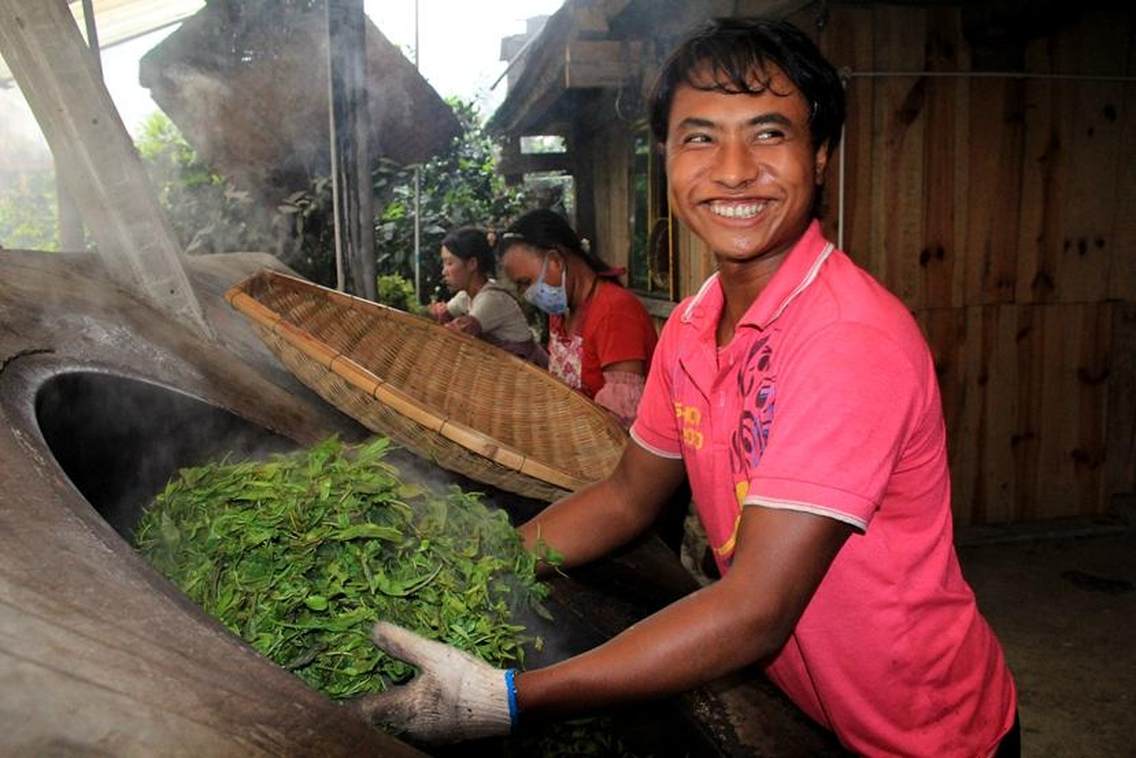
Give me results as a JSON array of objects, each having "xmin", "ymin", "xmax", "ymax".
[
  {"xmin": 675, "ymin": 222, "xmax": 835, "ymax": 399},
  {"xmin": 680, "ymin": 219, "xmax": 835, "ymax": 334},
  {"xmin": 675, "ymin": 275, "xmax": 722, "ymax": 400}
]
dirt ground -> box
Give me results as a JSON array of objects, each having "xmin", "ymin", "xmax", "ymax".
[{"xmin": 958, "ymin": 509, "xmax": 1136, "ymax": 758}]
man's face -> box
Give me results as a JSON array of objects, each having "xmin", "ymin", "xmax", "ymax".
[{"xmin": 664, "ymin": 65, "xmax": 828, "ymax": 266}]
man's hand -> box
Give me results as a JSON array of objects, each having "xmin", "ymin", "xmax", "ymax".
[{"xmin": 353, "ymin": 622, "xmax": 514, "ymax": 745}]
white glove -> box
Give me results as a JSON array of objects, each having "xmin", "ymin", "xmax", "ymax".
[{"xmin": 353, "ymin": 621, "xmax": 516, "ymax": 745}]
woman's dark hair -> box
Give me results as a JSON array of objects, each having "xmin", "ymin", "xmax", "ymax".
[
  {"xmin": 497, "ymin": 209, "xmax": 611, "ymax": 274},
  {"xmin": 441, "ymin": 227, "xmax": 495, "ymax": 276},
  {"xmin": 648, "ymin": 19, "xmax": 845, "ymax": 193}
]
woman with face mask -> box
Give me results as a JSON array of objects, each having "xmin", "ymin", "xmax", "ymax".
[
  {"xmin": 427, "ymin": 227, "xmax": 548, "ymax": 368},
  {"xmin": 498, "ymin": 209, "xmax": 657, "ymax": 427}
]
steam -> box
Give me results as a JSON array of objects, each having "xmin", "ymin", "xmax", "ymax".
[{"xmin": 35, "ymin": 371, "xmax": 295, "ymax": 540}]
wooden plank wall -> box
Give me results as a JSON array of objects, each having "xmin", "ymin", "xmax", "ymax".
[
  {"xmin": 612, "ymin": 3, "xmax": 1134, "ymax": 525},
  {"xmin": 809, "ymin": 4, "xmax": 1134, "ymax": 524},
  {"xmin": 591, "ymin": 118, "xmax": 632, "ymax": 272}
]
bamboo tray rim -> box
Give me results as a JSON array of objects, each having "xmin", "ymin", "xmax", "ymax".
[{"xmin": 225, "ymin": 269, "xmax": 619, "ymax": 492}]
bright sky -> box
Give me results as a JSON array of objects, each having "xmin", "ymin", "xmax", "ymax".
[
  {"xmin": 0, "ymin": 0, "xmax": 564, "ymax": 168},
  {"xmin": 364, "ymin": 0, "xmax": 565, "ymax": 114}
]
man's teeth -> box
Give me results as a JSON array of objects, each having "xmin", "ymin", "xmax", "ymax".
[{"xmin": 709, "ymin": 201, "xmax": 766, "ymax": 219}]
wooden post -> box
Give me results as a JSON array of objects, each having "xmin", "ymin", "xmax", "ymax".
[
  {"xmin": 570, "ymin": 127, "xmax": 597, "ymax": 250},
  {"xmin": 55, "ymin": 163, "xmax": 84, "ymax": 252},
  {"xmin": 326, "ymin": 0, "xmax": 377, "ymax": 301},
  {"xmin": 0, "ymin": 0, "xmax": 211, "ymax": 339},
  {"xmin": 57, "ymin": 0, "xmax": 100, "ymax": 253}
]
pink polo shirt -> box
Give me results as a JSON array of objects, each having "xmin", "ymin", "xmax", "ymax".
[{"xmin": 630, "ymin": 221, "xmax": 1016, "ymax": 757}]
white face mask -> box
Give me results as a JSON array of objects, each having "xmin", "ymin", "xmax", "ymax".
[{"xmin": 524, "ymin": 254, "xmax": 568, "ymax": 315}]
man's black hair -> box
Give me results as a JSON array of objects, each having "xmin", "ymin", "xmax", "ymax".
[{"xmin": 648, "ymin": 17, "xmax": 846, "ymax": 173}]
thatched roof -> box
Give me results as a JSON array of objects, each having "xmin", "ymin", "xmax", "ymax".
[{"xmin": 139, "ymin": 3, "xmax": 460, "ymax": 198}]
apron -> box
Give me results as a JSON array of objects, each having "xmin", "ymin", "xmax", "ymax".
[
  {"xmin": 547, "ymin": 275, "xmax": 607, "ymax": 394},
  {"xmin": 548, "ymin": 332, "xmax": 584, "ymax": 390}
]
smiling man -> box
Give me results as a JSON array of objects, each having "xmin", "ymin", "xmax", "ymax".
[{"xmin": 358, "ymin": 19, "xmax": 1019, "ymax": 756}]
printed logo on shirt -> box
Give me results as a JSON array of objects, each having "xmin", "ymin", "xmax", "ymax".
[
  {"xmin": 728, "ymin": 334, "xmax": 776, "ymax": 479},
  {"xmin": 674, "ymin": 402, "xmax": 704, "ymax": 450},
  {"xmin": 712, "ymin": 481, "xmax": 750, "ymax": 562},
  {"xmin": 713, "ymin": 334, "xmax": 778, "ymax": 569}
]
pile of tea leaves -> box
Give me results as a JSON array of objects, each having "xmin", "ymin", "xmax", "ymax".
[{"xmin": 135, "ymin": 436, "xmax": 553, "ymax": 699}]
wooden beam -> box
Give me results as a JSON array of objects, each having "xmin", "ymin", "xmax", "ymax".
[
  {"xmin": 565, "ymin": 40, "xmax": 643, "ymax": 89},
  {"xmin": 733, "ymin": 0, "xmax": 817, "ymax": 20},
  {"xmin": 326, "ymin": 0, "xmax": 377, "ymax": 300},
  {"xmin": 0, "ymin": 0, "xmax": 211, "ymax": 339},
  {"xmin": 571, "ymin": 125, "xmax": 597, "ymax": 247},
  {"xmin": 58, "ymin": 0, "xmax": 100, "ymax": 252},
  {"xmin": 498, "ymin": 152, "xmax": 574, "ymax": 177},
  {"xmin": 570, "ymin": 3, "xmax": 610, "ymax": 35},
  {"xmin": 491, "ymin": 63, "xmax": 565, "ymax": 136},
  {"xmin": 55, "ymin": 161, "xmax": 85, "ymax": 252},
  {"xmin": 488, "ymin": 3, "xmax": 578, "ymax": 136},
  {"xmin": 600, "ymin": 0, "xmax": 635, "ymax": 21}
]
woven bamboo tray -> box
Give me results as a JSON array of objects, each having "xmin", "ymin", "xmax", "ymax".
[{"xmin": 226, "ymin": 270, "xmax": 628, "ymax": 501}]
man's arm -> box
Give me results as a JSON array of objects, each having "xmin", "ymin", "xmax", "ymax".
[
  {"xmin": 517, "ymin": 505, "xmax": 851, "ymax": 714},
  {"xmin": 357, "ymin": 481, "xmax": 851, "ymax": 744},
  {"xmin": 355, "ymin": 444, "xmax": 686, "ymax": 743},
  {"xmin": 518, "ymin": 441, "xmax": 686, "ymax": 570}
]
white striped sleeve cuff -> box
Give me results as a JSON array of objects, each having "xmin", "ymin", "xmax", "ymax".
[
  {"xmin": 629, "ymin": 428, "xmax": 684, "ymax": 460},
  {"xmin": 743, "ymin": 495, "xmax": 867, "ymax": 532}
]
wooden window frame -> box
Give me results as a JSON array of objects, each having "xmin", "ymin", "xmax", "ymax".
[{"xmin": 628, "ymin": 121, "xmax": 679, "ymax": 302}]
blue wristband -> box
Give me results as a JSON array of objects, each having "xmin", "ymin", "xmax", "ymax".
[{"xmin": 504, "ymin": 668, "xmax": 519, "ymax": 730}]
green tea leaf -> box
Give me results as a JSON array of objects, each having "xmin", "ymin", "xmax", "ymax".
[
  {"xmin": 304, "ymin": 595, "xmax": 329, "ymax": 611},
  {"xmin": 372, "ymin": 564, "xmax": 442, "ymax": 597},
  {"xmin": 331, "ymin": 524, "xmax": 403, "ymax": 542},
  {"xmin": 134, "ymin": 435, "xmax": 552, "ymax": 705}
]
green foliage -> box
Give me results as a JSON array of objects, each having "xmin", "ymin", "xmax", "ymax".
[
  {"xmin": 273, "ymin": 177, "xmax": 338, "ymax": 285},
  {"xmin": 134, "ymin": 436, "xmax": 552, "ymax": 700},
  {"xmin": 375, "ymin": 274, "xmax": 421, "ymax": 313},
  {"xmin": 135, "ymin": 112, "xmax": 339, "ymax": 285},
  {"xmin": 0, "ymin": 170, "xmax": 60, "ymax": 251},
  {"xmin": 519, "ymin": 135, "xmax": 568, "ymax": 155},
  {"xmin": 133, "ymin": 99, "xmax": 533, "ymax": 300},
  {"xmin": 136, "ymin": 112, "xmax": 279, "ymax": 257},
  {"xmin": 374, "ymin": 99, "xmax": 532, "ymax": 303}
]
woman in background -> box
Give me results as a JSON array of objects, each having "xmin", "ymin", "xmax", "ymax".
[
  {"xmin": 498, "ymin": 209, "xmax": 657, "ymax": 428},
  {"xmin": 428, "ymin": 227, "xmax": 547, "ymax": 367}
]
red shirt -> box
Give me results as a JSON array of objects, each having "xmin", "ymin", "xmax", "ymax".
[
  {"xmin": 631, "ymin": 221, "xmax": 1016, "ymax": 756},
  {"xmin": 548, "ymin": 280, "xmax": 657, "ymax": 398}
]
